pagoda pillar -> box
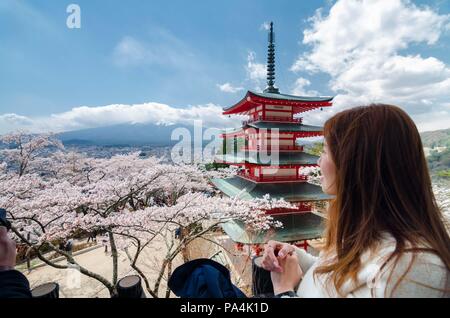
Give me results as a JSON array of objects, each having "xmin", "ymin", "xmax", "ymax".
[{"xmin": 222, "ymin": 137, "xmax": 227, "ymax": 155}]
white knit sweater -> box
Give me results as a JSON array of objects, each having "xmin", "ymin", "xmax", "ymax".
[{"xmin": 293, "ymin": 234, "xmax": 449, "ymax": 298}]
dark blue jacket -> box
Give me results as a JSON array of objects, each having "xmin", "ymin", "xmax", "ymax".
[
  {"xmin": 0, "ymin": 270, "xmax": 32, "ymax": 298},
  {"xmin": 168, "ymin": 258, "xmax": 247, "ymax": 298}
]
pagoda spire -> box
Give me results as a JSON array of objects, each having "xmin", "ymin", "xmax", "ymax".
[{"xmin": 264, "ymin": 22, "xmax": 279, "ymax": 94}]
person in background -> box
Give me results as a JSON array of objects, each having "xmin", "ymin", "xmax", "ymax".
[
  {"xmin": 262, "ymin": 104, "xmax": 450, "ymax": 298},
  {"xmin": 87, "ymin": 230, "xmax": 97, "ymax": 243},
  {"xmin": 65, "ymin": 238, "xmax": 74, "ymax": 256},
  {"xmin": 58, "ymin": 240, "xmax": 65, "ymax": 251},
  {"xmin": 101, "ymin": 234, "xmax": 109, "ymax": 254},
  {"xmin": 25, "ymin": 246, "xmax": 33, "ymax": 273},
  {"xmin": 175, "ymin": 227, "xmax": 181, "ymax": 239}
]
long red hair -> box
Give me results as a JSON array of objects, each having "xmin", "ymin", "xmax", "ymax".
[{"xmin": 316, "ymin": 104, "xmax": 450, "ymax": 296}]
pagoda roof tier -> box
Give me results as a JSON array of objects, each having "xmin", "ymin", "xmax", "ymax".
[
  {"xmin": 211, "ymin": 176, "xmax": 333, "ymax": 201},
  {"xmin": 223, "ymin": 90, "xmax": 333, "ymax": 115},
  {"xmin": 221, "ymin": 122, "xmax": 323, "ymax": 137},
  {"xmin": 249, "ymin": 121, "xmax": 322, "ymax": 132},
  {"xmin": 221, "ymin": 212, "xmax": 324, "ymax": 244},
  {"xmin": 215, "ymin": 151, "xmax": 319, "ymax": 166}
]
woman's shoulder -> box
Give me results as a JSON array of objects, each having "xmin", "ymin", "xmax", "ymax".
[
  {"xmin": 382, "ymin": 251, "xmax": 448, "ymax": 297},
  {"xmin": 375, "ymin": 232, "xmax": 445, "ymax": 264},
  {"xmin": 372, "ymin": 234, "xmax": 449, "ymax": 297}
]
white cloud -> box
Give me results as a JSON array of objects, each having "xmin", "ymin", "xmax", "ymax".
[
  {"xmin": 246, "ymin": 51, "xmax": 267, "ymax": 91},
  {"xmin": 290, "ymin": 77, "xmax": 319, "ymax": 96},
  {"xmin": 217, "ymin": 83, "xmax": 244, "ymax": 93},
  {"xmin": 112, "ymin": 36, "xmax": 148, "ymax": 67},
  {"xmin": 414, "ymin": 107, "xmax": 450, "ymax": 132},
  {"xmin": 260, "ymin": 22, "xmax": 271, "ymax": 31},
  {"xmin": 293, "ymin": 0, "xmax": 450, "ymax": 131},
  {"xmin": 0, "ymin": 114, "xmax": 34, "ymax": 125},
  {"xmin": 112, "ymin": 30, "xmax": 198, "ymax": 70},
  {"xmin": 0, "ymin": 114, "xmax": 34, "ymax": 134},
  {"xmin": 246, "ymin": 51, "xmax": 266, "ymax": 81},
  {"xmin": 0, "ymin": 102, "xmax": 240, "ymax": 135}
]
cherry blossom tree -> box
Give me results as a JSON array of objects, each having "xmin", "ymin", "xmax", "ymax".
[
  {"xmin": 299, "ymin": 166, "xmax": 322, "ymax": 186},
  {"xmin": 433, "ymin": 182, "xmax": 450, "ymax": 229},
  {"xmin": 0, "ymin": 132, "xmax": 291, "ymax": 297},
  {"xmin": 0, "ymin": 131, "xmax": 64, "ymax": 177}
]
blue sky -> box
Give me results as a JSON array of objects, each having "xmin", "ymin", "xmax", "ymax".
[{"xmin": 0, "ymin": 0, "xmax": 449, "ymax": 133}]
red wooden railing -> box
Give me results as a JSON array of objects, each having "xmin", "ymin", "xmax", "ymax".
[
  {"xmin": 238, "ymin": 171, "xmax": 308, "ymax": 182},
  {"xmin": 265, "ymin": 202, "xmax": 313, "ymax": 215},
  {"xmin": 241, "ymin": 145, "xmax": 304, "ymax": 152},
  {"xmin": 243, "ymin": 116, "xmax": 302, "ymax": 125}
]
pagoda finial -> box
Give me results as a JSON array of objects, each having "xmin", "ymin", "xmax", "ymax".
[{"xmin": 264, "ymin": 22, "xmax": 279, "ymax": 94}]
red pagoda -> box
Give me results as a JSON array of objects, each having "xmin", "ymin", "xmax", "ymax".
[{"xmin": 212, "ymin": 22, "xmax": 333, "ymax": 247}]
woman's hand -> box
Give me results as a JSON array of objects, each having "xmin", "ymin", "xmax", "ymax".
[
  {"xmin": 270, "ymin": 254, "xmax": 303, "ymax": 295},
  {"xmin": 261, "ymin": 240, "xmax": 296, "ymax": 272}
]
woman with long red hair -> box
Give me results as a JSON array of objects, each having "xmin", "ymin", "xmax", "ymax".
[{"xmin": 262, "ymin": 104, "xmax": 450, "ymax": 297}]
